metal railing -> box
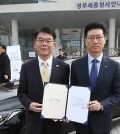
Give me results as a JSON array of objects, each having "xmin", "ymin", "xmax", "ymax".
[
  {"xmin": 66, "ymin": 48, "xmax": 120, "ymax": 59},
  {"xmin": 20, "ymin": 47, "xmax": 120, "ymax": 61}
]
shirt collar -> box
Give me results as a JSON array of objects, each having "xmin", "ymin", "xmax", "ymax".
[
  {"xmin": 38, "ymin": 55, "xmax": 53, "ymax": 68},
  {"xmin": 88, "ymin": 53, "xmax": 103, "ymax": 64}
]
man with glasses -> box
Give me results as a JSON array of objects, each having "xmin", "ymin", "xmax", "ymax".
[
  {"xmin": 17, "ymin": 27, "xmax": 70, "ymax": 134},
  {"xmin": 71, "ymin": 22, "xmax": 120, "ymax": 134}
]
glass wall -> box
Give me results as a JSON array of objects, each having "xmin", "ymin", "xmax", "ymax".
[
  {"xmin": 61, "ymin": 39, "xmax": 81, "ymax": 58},
  {"xmin": 1, "ymin": 26, "xmax": 120, "ymax": 61},
  {"xmin": 19, "ymin": 30, "xmax": 36, "ymax": 61}
]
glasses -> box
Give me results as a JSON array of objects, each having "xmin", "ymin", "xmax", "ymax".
[
  {"xmin": 35, "ymin": 39, "xmax": 54, "ymax": 44},
  {"xmin": 86, "ymin": 35, "xmax": 105, "ymax": 41}
]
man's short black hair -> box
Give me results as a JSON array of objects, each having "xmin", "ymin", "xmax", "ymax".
[
  {"xmin": 59, "ymin": 48, "xmax": 64, "ymax": 52},
  {"xmin": 33, "ymin": 27, "xmax": 56, "ymax": 40},
  {"xmin": 84, "ymin": 21, "xmax": 107, "ymax": 38},
  {"xmin": 0, "ymin": 43, "xmax": 6, "ymax": 51}
]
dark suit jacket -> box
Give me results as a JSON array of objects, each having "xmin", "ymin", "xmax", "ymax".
[
  {"xmin": 17, "ymin": 57, "xmax": 70, "ymax": 134},
  {"xmin": 71, "ymin": 55, "xmax": 120, "ymax": 133},
  {"xmin": 0, "ymin": 52, "xmax": 11, "ymax": 84}
]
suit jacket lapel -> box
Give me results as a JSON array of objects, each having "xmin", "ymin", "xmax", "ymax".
[
  {"xmin": 31, "ymin": 57, "xmax": 60, "ymax": 84},
  {"xmin": 50, "ymin": 57, "xmax": 60, "ymax": 82},
  {"xmin": 31, "ymin": 58, "xmax": 43, "ymax": 84},
  {"xmin": 81, "ymin": 55, "xmax": 90, "ymax": 86},
  {"xmin": 96, "ymin": 56, "xmax": 109, "ymax": 87}
]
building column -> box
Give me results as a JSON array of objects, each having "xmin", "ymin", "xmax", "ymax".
[
  {"xmin": 108, "ymin": 18, "xmax": 116, "ymax": 56},
  {"xmin": 80, "ymin": 28, "xmax": 85, "ymax": 57},
  {"xmin": 116, "ymin": 29, "xmax": 120, "ymax": 56},
  {"xmin": 11, "ymin": 20, "xmax": 19, "ymax": 45},
  {"xmin": 53, "ymin": 29, "xmax": 61, "ymax": 57}
]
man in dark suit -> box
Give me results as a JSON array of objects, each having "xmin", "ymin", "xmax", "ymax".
[
  {"xmin": 0, "ymin": 44, "xmax": 11, "ymax": 84},
  {"xmin": 56, "ymin": 48, "xmax": 66, "ymax": 60},
  {"xmin": 71, "ymin": 22, "xmax": 120, "ymax": 134},
  {"xmin": 17, "ymin": 27, "xmax": 70, "ymax": 134}
]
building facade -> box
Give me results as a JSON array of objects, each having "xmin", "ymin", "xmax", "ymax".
[{"xmin": 0, "ymin": 0, "xmax": 120, "ymax": 60}]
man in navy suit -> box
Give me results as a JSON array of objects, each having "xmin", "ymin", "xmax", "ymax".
[
  {"xmin": 71, "ymin": 22, "xmax": 120, "ymax": 134},
  {"xmin": 17, "ymin": 27, "xmax": 70, "ymax": 134}
]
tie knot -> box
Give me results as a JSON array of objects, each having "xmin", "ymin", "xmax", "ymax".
[
  {"xmin": 92, "ymin": 59, "xmax": 98, "ymax": 64},
  {"xmin": 42, "ymin": 62, "xmax": 48, "ymax": 68}
]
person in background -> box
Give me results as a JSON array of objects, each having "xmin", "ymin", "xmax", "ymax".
[
  {"xmin": 56, "ymin": 48, "xmax": 66, "ymax": 60},
  {"xmin": 0, "ymin": 43, "xmax": 11, "ymax": 84},
  {"xmin": 17, "ymin": 27, "xmax": 70, "ymax": 134},
  {"xmin": 71, "ymin": 22, "xmax": 120, "ymax": 134},
  {"xmin": 62, "ymin": 48, "xmax": 67, "ymax": 59}
]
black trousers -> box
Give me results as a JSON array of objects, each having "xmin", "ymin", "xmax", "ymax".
[
  {"xmin": 74, "ymin": 123, "xmax": 110, "ymax": 134},
  {"xmin": 41, "ymin": 119, "xmax": 62, "ymax": 134}
]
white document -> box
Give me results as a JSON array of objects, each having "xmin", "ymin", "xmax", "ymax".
[
  {"xmin": 41, "ymin": 83, "xmax": 90, "ymax": 124},
  {"xmin": 41, "ymin": 83, "xmax": 68, "ymax": 119},
  {"xmin": 66, "ymin": 86, "xmax": 90, "ymax": 123}
]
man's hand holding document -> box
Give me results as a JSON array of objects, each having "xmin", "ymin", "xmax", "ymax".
[{"xmin": 41, "ymin": 83, "xmax": 90, "ymax": 124}]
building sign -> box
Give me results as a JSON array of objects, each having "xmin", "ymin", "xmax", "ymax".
[
  {"xmin": 29, "ymin": 52, "xmax": 36, "ymax": 57},
  {"xmin": 7, "ymin": 45, "xmax": 22, "ymax": 81},
  {"xmin": 77, "ymin": 0, "xmax": 120, "ymax": 10}
]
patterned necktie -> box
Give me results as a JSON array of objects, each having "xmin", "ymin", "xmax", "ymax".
[
  {"xmin": 90, "ymin": 59, "xmax": 98, "ymax": 90},
  {"xmin": 41, "ymin": 62, "xmax": 50, "ymax": 82}
]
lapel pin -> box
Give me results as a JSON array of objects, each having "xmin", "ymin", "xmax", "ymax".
[{"xmin": 56, "ymin": 65, "xmax": 59, "ymax": 67}]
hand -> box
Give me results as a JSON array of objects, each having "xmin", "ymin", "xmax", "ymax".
[
  {"xmin": 88, "ymin": 100, "xmax": 101, "ymax": 111},
  {"xmin": 60, "ymin": 118, "xmax": 69, "ymax": 123},
  {"xmin": 29, "ymin": 102, "xmax": 42, "ymax": 112},
  {"xmin": 53, "ymin": 119, "xmax": 59, "ymax": 122},
  {"xmin": 4, "ymin": 75, "xmax": 8, "ymax": 79},
  {"xmin": 53, "ymin": 119, "xmax": 69, "ymax": 123}
]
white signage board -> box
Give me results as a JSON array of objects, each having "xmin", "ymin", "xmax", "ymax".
[
  {"xmin": 76, "ymin": 0, "xmax": 120, "ymax": 10},
  {"xmin": 7, "ymin": 45, "xmax": 22, "ymax": 81},
  {"xmin": 29, "ymin": 52, "xmax": 36, "ymax": 57}
]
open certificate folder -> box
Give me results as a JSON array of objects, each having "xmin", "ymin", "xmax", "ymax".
[{"xmin": 41, "ymin": 83, "xmax": 90, "ymax": 124}]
